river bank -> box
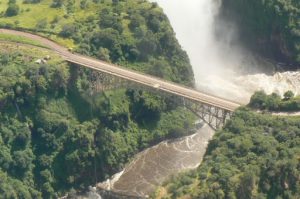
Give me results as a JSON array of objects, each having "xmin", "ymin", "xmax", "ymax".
[
  {"xmin": 72, "ymin": 0, "xmax": 300, "ymax": 197},
  {"xmin": 95, "ymin": 124, "xmax": 214, "ymax": 197}
]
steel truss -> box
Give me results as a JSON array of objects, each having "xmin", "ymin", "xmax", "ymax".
[
  {"xmin": 84, "ymin": 70, "xmax": 232, "ymax": 130},
  {"xmin": 184, "ymin": 99, "xmax": 232, "ymax": 130}
]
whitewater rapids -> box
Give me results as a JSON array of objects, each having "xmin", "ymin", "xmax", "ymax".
[
  {"xmin": 97, "ymin": 124, "xmax": 214, "ymax": 197},
  {"xmin": 198, "ymin": 71, "xmax": 300, "ymax": 104},
  {"xmin": 94, "ymin": 0, "xmax": 300, "ymax": 197}
]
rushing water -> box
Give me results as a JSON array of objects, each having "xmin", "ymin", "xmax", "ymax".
[
  {"xmin": 97, "ymin": 124, "xmax": 213, "ymax": 197},
  {"xmin": 91, "ymin": 71, "xmax": 300, "ymax": 199},
  {"xmin": 84, "ymin": 1, "xmax": 300, "ymax": 198},
  {"xmin": 198, "ymin": 71, "xmax": 300, "ymax": 104},
  {"xmin": 152, "ymin": 0, "xmax": 300, "ymax": 104}
]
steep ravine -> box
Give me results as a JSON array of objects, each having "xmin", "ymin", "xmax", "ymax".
[
  {"xmin": 96, "ymin": 124, "xmax": 214, "ymax": 197},
  {"xmin": 87, "ymin": 70, "xmax": 300, "ymax": 198},
  {"xmin": 87, "ymin": 0, "xmax": 300, "ymax": 198}
]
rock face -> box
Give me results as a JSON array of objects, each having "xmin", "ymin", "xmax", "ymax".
[{"xmin": 220, "ymin": 0, "xmax": 300, "ymax": 67}]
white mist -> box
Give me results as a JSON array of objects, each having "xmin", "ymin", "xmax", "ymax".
[
  {"xmin": 162, "ymin": 1, "xmax": 221, "ymax": 72},
  {"xmin": 151, "ymin": 0, "xmax": 249, "ymax": 99},
  {"xmin": 152, "ymin": 0, "xmax": 224, "ymax": 78},
  {"xmin": 152, "ymin": 0, "xmax": 300, "ymax": 102}
]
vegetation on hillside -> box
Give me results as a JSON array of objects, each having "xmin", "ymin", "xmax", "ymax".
[
  {"xmin": 221, "ymin": 0, "xmax": 300, "ymax": 65},
  {"xmin": 0, "ymin": 44, "xmax": 195, "ymax": 198},
  {"xmin": 0, "ymin": 33, "xmax": 46, "ymax": 47},
  {"xmin": 153, "ymin": 2, "xmax": 300, "ymax": 198},
  {"xmin": 0, "ymin": 0, "xmax": 194, "ymax": 85},
  {"xmin": 0, "ymin": 0, "xmax": 196, "ymax": 198},
  {"xmin": 153, "ymin": 107, "xmax": 300, "ymax": 199},
  {"xmin": 249, "ymin": 90, "xmax": 300, "ymax": 112}
]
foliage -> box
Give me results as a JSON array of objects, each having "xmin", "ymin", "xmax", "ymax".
[
  {"xmin": 5, "ymin": 3, "xmax": 19, "ymax": 17},
  {"xmin": 0, "ymin": 41, "xmax": 195, "ymax": 198},
  {"xmin": 284, "ymin": 90, "xmax": 295, "ymax": 100},
  {"xmin": 221, "ymin": 0, "xmax": 300, "ymax": 65},
  {"xmin": 0, "ymin": 33, "xmax": 46, "ymax": 48},
  {"xmin": 51, "ymin": 0, "xmax": 63, "ymax": 8},
  {"xmin": 249, "ymin": 90, "xmax": 300, "ymax": 112},
  {"xmin": 155, "ymin": 108, "xmax": 300, "ymax": 199},
  {"xmin": 0, "ymin": 0, "xmax": 194, "ymax": 86},
  {"xmin": 0, "ymin": 1, "xmax": 196, "ymax": 198},
  {"xmin": 23, "ymin": 0, "xmax": 41, "ymax": 4}
]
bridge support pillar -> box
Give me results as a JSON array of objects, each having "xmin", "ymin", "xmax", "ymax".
[{"xmin": 184, "ymin": 100, "xmax": 232, "ymax": 130}]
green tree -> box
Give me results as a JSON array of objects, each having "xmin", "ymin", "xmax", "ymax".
[
  {"xmin": 129, "ymin": 14, "xmax": 145, "ymax": 31},
  {"xmin": 137, "ymin": 32, "xmax": 158, "ymax": 61},
  {"xmin": 283, "ymin": 90, "xmax": 294, "ymax": 101},
  {"xmin": 59, "ymin": 24, "xmax": 77, "ymax": 38},
  {"xmin": 23, "ymin": 0, "xmax": 41, "ymax": 4},
  {"xmin": 266, "ymin": 93, "xmax": 281, "ymax": 110},
  {"xmin": 91, "ymin": 28, "xmax": 123, "ymax": 61},
  {"xmin": 80, "ymin": 0, "xmax": 88, "ymax": 9},
  {"xmin": 99, "ymin": 9, "xmax": 123, "ymax": 33},
  {"xmin": 51, "ymin": 0, "xmax": 63, "ymax": 8},
  {"xmin": 0, "ymin": 1, "xmax": 195, "ymax": 197},
  {"xmin": 148, "ymin": 57, "xmax": 172, "ymax": 79},
  {"xmin": 8, "ymin": 0, "xmax": 16, "ymax": 4},
  {"xmin": 249, "ymin": 91, "xmax": 268, "ymax": 109},
  {"xmin": 5, "ymin": 4, "xmax": 19, "ymax": 17},
  {"xmin": 36, "ymin": 18, "xmax": 48, "ymax": 29},
  {"xmin": 98, "ymin": 47, "xmax": 110, "ymax": 62}
]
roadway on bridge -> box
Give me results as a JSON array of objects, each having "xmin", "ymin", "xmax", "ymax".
[{"xmin": 0, "ymin": 29, "xmax": 241, "ymax": 111}]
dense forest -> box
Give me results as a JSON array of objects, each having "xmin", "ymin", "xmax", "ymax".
[
  {"xmin": 0, "ymin": 0, "xmax": 196, "ymax": 198},
  {"xmin": 221, "ymin": 0, "xmax": 300, "ymax": 67},
  {"xmin": 1, "ymin": 0, "xmax": 300, "ymax": 198},
  {"xmin": 154, "ymin": 107, "xmax": 300, "ymax": 199}
]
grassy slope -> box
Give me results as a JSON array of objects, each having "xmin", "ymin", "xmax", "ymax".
[
  {"xmin": 0, "ymin": 0, "xmax": 152, "ymax": 48},
  {"xmin": 0, "ymin": 0, "xmax": 86, "ymax": 46},
  {"xmin": 0, "ymin": 0, "xmax": 194, "ymax": 85},
  {"xmin": 0, "ymin": 33, "xmax": 47, "ymax": 47}
]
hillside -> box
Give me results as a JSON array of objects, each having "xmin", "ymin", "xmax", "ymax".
[
  {"xmin": 0, "ymin": 0, "xmax": 196, "ymax": 198},
  {"xmin": 153, "ymin": 3, "xmax": 300, "ymax": 198},
  {"xmin": 0, "ymin": 0, "xmax": 194, "ymax": 85},
  {"xmin": 220, "ymin": 0, "xmax": 300, "ymax": 67},
  {"xmin": 153, "ymin": 107, "xmax": 300, "ymax": 199}
]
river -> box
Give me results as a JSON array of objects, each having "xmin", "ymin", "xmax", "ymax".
[
  {"xmin": 78, "ymin": 0, "xmax": 300, "ymax": 198},
  {"xmin": 97, "ymin": 124, "xmax": 214, "ymax": 197},
  {"xmin": 85, "ymin": 71, "xmax": 300, "ymax": 199}
]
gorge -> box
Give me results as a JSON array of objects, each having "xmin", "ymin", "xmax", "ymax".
[
  {"xmin": 94, "ymin": 0, "xmax": 300, "ymax": 198},
  {"xmin": 0, "ymin": 0, "xmax": 299, "ymax": 198}
]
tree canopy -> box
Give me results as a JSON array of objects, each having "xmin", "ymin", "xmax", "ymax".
[
  {"xmin": 221, "ymin": 0, "xmax": 300, "ymax": 65},
  {"xmin": 0, "ymin": 1, "xmax": 196, "ymax": 197},
  {"xmin": 154, "ymin": 107, "xmax": 300, "ymax": 199},
  {"xmin": 0, "ymin": 0, "xmax": 194, "ymax": 86},
  {"xmin": 249, "ymin": 90, "xmax": 300, "ymax": 112}
]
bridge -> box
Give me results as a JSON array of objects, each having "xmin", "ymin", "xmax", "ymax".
[{"xmin": 0, "ymin": 29, "xmax": 241, "ymax": 130}]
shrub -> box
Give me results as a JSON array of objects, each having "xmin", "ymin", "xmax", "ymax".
[
  {"xmin": 51, "ymin": 0, "xmax": 63, "ymax": 8},
  {"xmin": 36, "ymin": 18, "xmax": 48, "ymax": 29},
  {"xmin": 5, "ymin": 4, "xmax": 19, "ymax": 17},
  {"xmin": 59, "ymin": 24, "xmax": 76, "ymax": 38},
  {"xmin": 283, "ymin": 90, "xmax": 294, "ymax": 101}
]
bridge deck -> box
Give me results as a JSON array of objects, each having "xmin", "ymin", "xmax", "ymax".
[{"xmin": 0, "ymin": 29, "xmax": 241, "ymax": 112}]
